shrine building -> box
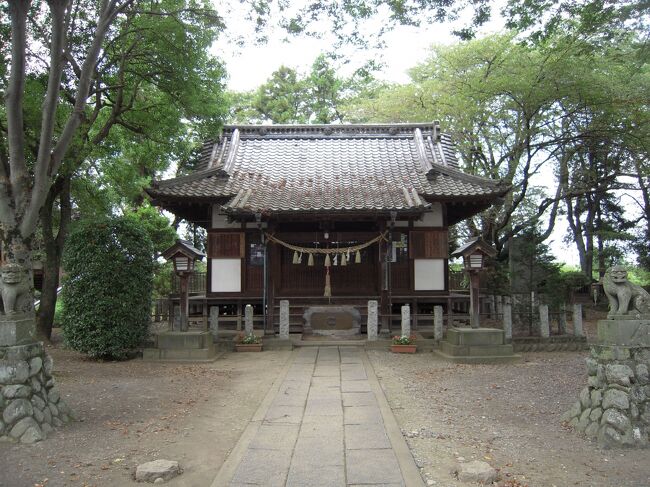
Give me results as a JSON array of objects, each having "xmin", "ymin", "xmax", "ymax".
[{"xmin": 146, "ymin": 123, "xmax": 508, "ymax": 335}]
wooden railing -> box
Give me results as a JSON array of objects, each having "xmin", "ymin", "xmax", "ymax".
[{"xmin": 171, "ymin": 272, "xmax": 206, "ymax": 294}]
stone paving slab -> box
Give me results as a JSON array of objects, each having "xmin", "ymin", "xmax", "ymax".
[
  {"xmin": 212, "ymin": 346, "xmax": 424, "ymax": 487},
  {"xmin": 344, "ymin": 404, "xmax": 384, "ymax": 425},
  {"xmin": 286, "ymin": 464, "xmax": 346, "ymax": 487},
  {"xmin": 314, "ymin": 365, "xmax": 341, "ymax": 376},
  {"xmin": 292, "ymin": 434, "xmax": 344, "ymax": 466},
  {"xmin": 249, "ymin": 423, "xmax": 299, "ymax": 450},
  {"xmin": 342, "ymin": 392, "xmax": 378, "ymax": 407},
  {"xmin": 230, "ymin": 448, "xmax": 293, "ymax": 486},
  {"xmin": 264, "ymin": 404, "xmax": 304, "ymax": 424},
  {"xmin": 346, "ymin": 449, "xmax": 404, "ymax": 485},
  {"xmin": 341, "ymin": 379, "xmax": 372, "ymax": 393},
  {"xmin": 311, "ymin": 375, "xmax": 341, "ymax": 388},
  {"xmin": 345, "ymin": 423, "xmax": 391, "ymax": 449}
]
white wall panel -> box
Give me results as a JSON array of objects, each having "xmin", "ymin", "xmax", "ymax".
[
  {"xmin": 414, "ymin": 203, "xmax": 443, "ymax": 227},
  {"xmin": 211, "ymin": 258, "xmax": 241, "ymax": 292},
  {"xmin": 414, "ymin": 259, "xmax": 445, "ymax": 290}
]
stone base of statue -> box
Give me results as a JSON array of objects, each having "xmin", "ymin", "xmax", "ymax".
[
  {"xmin": 0, "ymin": 327, "xmax": 74, "ymax": 443},
  {"xmin": 0, "ymin": 312, "xmax": 37, "ymax": 347},
  {"xmin": 143, "ymin": 330, "xmax": 217, "ymax": 362},
  {"xmin": 434, "ymin": 327, "xmax": 521, "ymax": 364},
  {"xmin": 562, "ymin": 317, "xmax": 650, "ymax": 448}
]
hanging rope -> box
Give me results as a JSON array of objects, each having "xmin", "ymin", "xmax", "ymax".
[{"xmin": 264, "ymin": 231, "xmax": 388, "ymax": 255}]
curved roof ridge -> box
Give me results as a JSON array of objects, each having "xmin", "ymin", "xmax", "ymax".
[
  {"xmin": 427, "ymin": 161, "xmax": 505, "ymax": 189},
  {"xmin": 223, "ymin": 122, "xmax": 441, "ymax": 138}
]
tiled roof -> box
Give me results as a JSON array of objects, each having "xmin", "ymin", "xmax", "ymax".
[{"xmin": 147, "ymin": 123, "xmax": 508, "ymax": 214}]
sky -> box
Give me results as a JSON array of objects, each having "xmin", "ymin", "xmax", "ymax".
[{"xmin": 208, "ymin": 2, "xmax": 582, "ymax": 266}]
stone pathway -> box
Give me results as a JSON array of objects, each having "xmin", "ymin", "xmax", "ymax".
[{"xmin": 211, "ymin": 346, "xmax": 423, "ymax": 487}]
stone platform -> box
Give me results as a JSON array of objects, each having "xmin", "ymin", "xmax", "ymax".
[
  {"xmin": 563, "ymin": 317, "xmax": 650, "ymax": 448},
  {"xmin": 143, "ymin": 330, "xmax": 217, "ymax": 362},
  {"xmin": 0, "ymin": 342, "xmax": 73, "ymax": 443},
  {"xmin": 434, "ymin": 327, "xmax": 521, "ymax": 364}
]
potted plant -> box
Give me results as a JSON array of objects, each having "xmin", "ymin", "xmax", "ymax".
[
  {"xmin": 391, "ymin": 335, "xmax": 417, "ymax": 353},
  {"xmin": 235, "ymin": 332, "xmax": 263, "ymax": 352}
]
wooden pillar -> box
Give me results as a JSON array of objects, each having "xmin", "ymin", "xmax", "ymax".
[
  {"xmin": 202, "ymin": 298, "xmax": 208, "ymax": 331},
  {"xmin": 469, "ymin": 272, "xmax": 480, "ymax": 329},
  {"xmin": 266, "ymin": 225, "xmax": 278, "ymax": 333},
  {"xmin": 179, "ymin": 273, "xmax": 189, "ymax": 332},
  {"xmin": 379, "ymin": 221, "xmax": 390, "ymax": 334}
]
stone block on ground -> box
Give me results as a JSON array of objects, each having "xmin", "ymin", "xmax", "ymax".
[
  {"xmin": 135, "ymin": 460, "xmax": 181, "ymax": 483},
  {"xmin": 456, "ymin": 460, "xmax": 498, "ymax": 484}
]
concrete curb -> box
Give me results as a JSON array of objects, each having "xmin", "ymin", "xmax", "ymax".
[{"xmin": 362, "ymin": 351, "xmax": 426, "ymax": 487}]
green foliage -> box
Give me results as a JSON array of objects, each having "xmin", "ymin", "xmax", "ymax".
[
  {"xmin": 124, "ymin": 205, "xmax": 177, "ymax": 256},
  {"xmin": 53, "ymin": 300, "xmax": 64, "ymax": 327},
  {"xmin": 625, "ymin": 266, "xmax": 650, "ymax": 287},
  {"xmin": 61, "ymin": 217, "xmax": 154, "ymax": 360},
  {"xmin": 237, "ymin": 332, "xmax": 261, "ymax": 344},
  {"xmin": 392, "ymin": 335, "xmax": 416, "ymax": 345},
  {"xmin": 229, "ymin": 55, "xmax": 377, "ymax": 124},
  {"xmin": 153, "ymin": 261, "xmax": 174, "ymax": 299}
]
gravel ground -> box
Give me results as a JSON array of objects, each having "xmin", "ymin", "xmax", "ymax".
[
  {"xmin": 368, "ymin": 349, "xmax": 650, "ymax": 487},
  {"xmin": 3, "ymin": 319, "xmax": 650, "ymax": 487}
]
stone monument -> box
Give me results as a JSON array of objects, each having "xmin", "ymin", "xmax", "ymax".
[
  {"xmin": 563, "ymin": 266, "xmax": 650, "ymax": 448},
  {"xmin": 0, "ymin": 263, "xmax": 73, "ymax": 443}
]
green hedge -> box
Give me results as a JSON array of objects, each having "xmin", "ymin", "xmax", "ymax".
[{"xmin": 61, "ymin": 217, "xmax": 154, "ymax": 359}]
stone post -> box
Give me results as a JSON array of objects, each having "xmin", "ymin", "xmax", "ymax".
[
  {"xmin": 173, "ymin": 306, "xmax": 181, "ymax": 332},
  {"xmin": 279, "ymin": 300, "xmax": 290, "ymax": 339},
  {"xmin": 495, "ymin": 295, "xmax": 503, "ymax": 319},
  {"xmin": 539, "ymin": 304, "xmax": 550, "ymax": 338},
  {"xmin": 367, "ymin": 300, "xmax": 378, "ymax": 341},
  {"xmin": 573, "ymin": 304, "xmax": 584, "ymax": 337},
  {"xmin": 503, "ymin": 297, "xmax": 512, "ymax": 343},
  {"xmin": 401, "ymin": 304, "xmax": 411, "ymax": 338},
  {"xmin": 558, "ymin": 304, "xmax": 568, "ymax": 335},
  {"xmin": 244, "ymin": 304, "xmax": 254, "ymax": 335},
  {"xmin": 488, "ymin": 295, "xmax": 496, "ymax": 319},
  {"xmin": 433, "ymin": 306, "xmax": 443, "ymax": 342},
  {"xmin": 209, "ymin": 306, "xmax": 219, "ymax": 339}
]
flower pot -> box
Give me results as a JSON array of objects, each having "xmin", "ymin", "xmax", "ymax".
[
  {"xmin": 235, "ymin": 343, "xmax": 263, "ymax": 352},
  {"xmin": 391, "ymin": 344, "xmax": 417, "ymax": 354}
]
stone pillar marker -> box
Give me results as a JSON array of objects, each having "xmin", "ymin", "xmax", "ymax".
[
  {"xmin": 503, "ymin": 297, "xmax": 512, "ymax": 343},
  {"xmin": 244, "ymin": 304, "xmax": 254, "ymax": 335},
  {"xmin": 401, "ymin": 304, "xmax": 411, "ymax": 337},
  {"xmin": 496, "ymin": 295, "xmax": 503, "ymax": 319},
  {"xmin": 573, "ymin": 304, "xmax": 583, "ymax": 337},
  {"xmin": 558, "ymin": 304, "xmax": 567, "ymax": 335},
  {"xmin": 539, "ymin": 304, "xmax": 550, "ymax": 338},
  {"xmin": 173, "ymin": 306, "xmax": 181, "ymax": 332},
  {"xmin": 367, "ymin": 300, "xmax": 378, "ymax": 341},
  {"xmin": 433, "ymin": 306, "xmax": 443, "ymax": 342},
  {"xmin": 279, "ymin": 300, "xmax": 290, "ymax": 340},
  {"xmin": 209, "ymin": 306, "xmax": 219, "ymax": 339}
]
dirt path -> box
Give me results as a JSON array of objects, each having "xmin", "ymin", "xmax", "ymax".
[
  {"xmin": 368, "ymin": 350, "xmax": 650, "ymax": 487},
  {"xmin": 0, "ymin": 342, "xmax": 291, "ymax": 487}
]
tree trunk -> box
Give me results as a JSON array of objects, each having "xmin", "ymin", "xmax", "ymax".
[{"xmin": 36, "ymin": 176, "xmax": 71, "ymax": 340}]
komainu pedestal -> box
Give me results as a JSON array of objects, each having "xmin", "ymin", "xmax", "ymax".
[
  {"xmin": 563, "ymin": 317, "xmax": 650, "ymax": 448},
  {"xmin": 0, "ymin": 340, "xmax": 73, "ymax": 443}
]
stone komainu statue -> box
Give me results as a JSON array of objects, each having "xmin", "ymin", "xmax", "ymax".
[
  {"xmin": 603, "ymin": 265, "xmax": 650, "ymax": 318},
  {"xmin": 0, "ymin": 263, "xmax": 32, "ymax": 314}
]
